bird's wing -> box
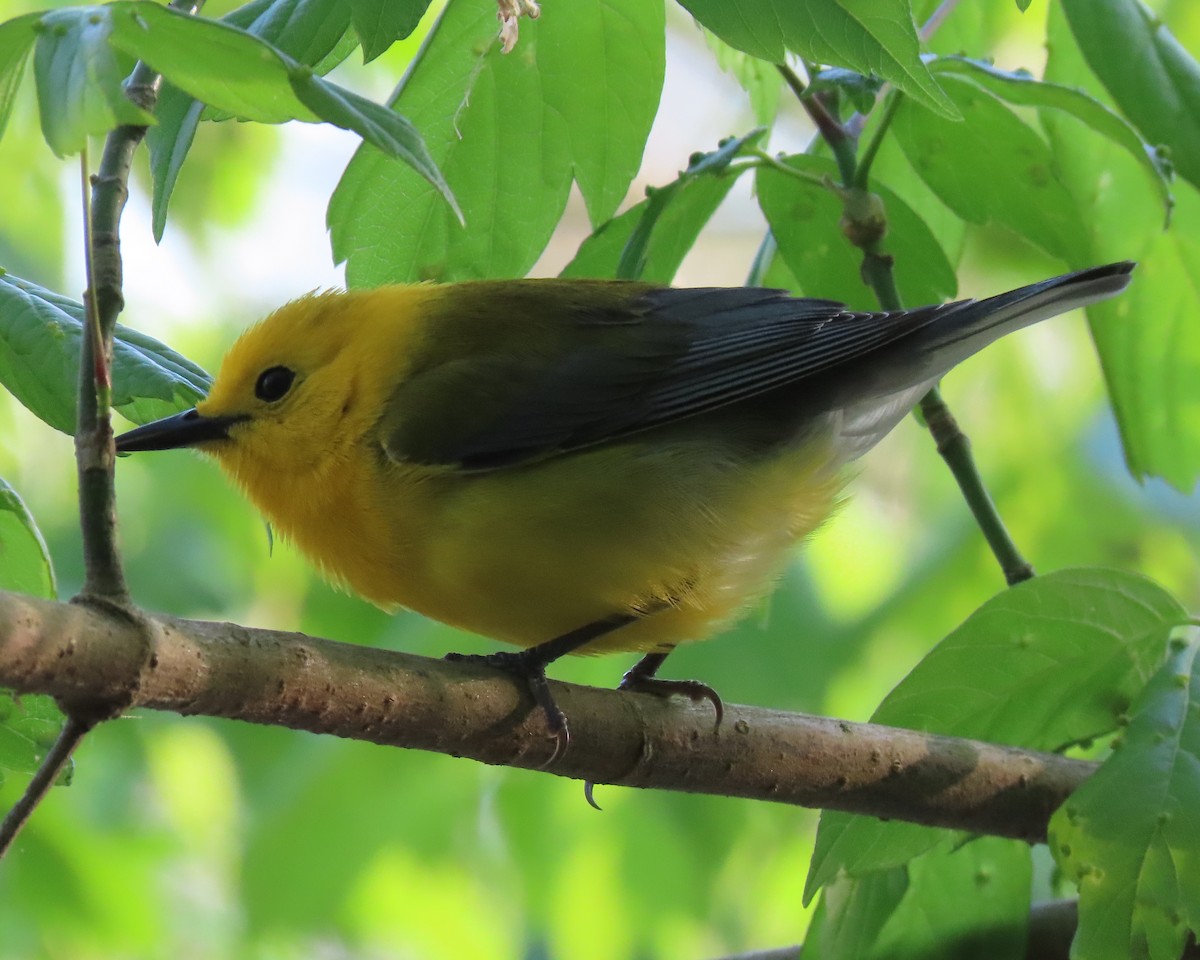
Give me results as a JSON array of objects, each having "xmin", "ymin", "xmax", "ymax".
[{"xmin": 381, "ymin": 283, "xmax": 954, "ymax": 471}]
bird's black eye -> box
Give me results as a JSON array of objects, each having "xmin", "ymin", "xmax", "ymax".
[{"xmin": 254, "ymin": 366, "xmax": 296, "ymax": 402}]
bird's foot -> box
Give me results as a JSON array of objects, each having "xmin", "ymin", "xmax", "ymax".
[
  {"xmin": 584, "ymin": 656, "xmax": 723, "ymax": 810},
  {"xmin": 618, "ymin": 664, "xmax": 724, "ymax": 729},
  {"xmin": 444, "ymin": 649, "xmax": 569, "ymax": 765}
]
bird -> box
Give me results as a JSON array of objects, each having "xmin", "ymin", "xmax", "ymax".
[{"xmin": 115, "ymin": 262, "xmax": 1135, "ymax": 753}]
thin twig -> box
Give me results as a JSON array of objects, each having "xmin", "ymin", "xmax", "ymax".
[
  {"xmin": 75, "ymin": 60, "xmax": 167, "ymax": 603},
  {"xmin": 774, "ymin": 32, "xmax": 1036, "ymax": 586},
  {"xmin": 75, "ymin": 0, "xmax": 202, "ymax": 603},
  {"xmin": 8, "ymin": 0, "xmax": 207, "ymax": 861},
  {"xmin": 857, "ymin": 234, "xmax": 1035, "ymax": 582},
  {"xmin": 0, "ymin": 715, "xmax": 94, "ymax": 858},
  {"xmin": 920, "ymin": 389, "xmax": 1034, "ymax": 583}
]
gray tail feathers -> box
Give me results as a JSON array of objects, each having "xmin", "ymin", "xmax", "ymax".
[
  {"xmin": 918, "ymin": 260, "xmax": 1136, "ymax": 378},
  {"xmin": 826, "ymin": 261, "xmax": 1135, "ymax": 463}
]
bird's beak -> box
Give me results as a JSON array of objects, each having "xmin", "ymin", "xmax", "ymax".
[{"xmin": 115, "ymin": 408, "xmax": 247, "ymax": 453}]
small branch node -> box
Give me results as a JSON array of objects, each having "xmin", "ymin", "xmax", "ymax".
[{"xmin": 838, "ymin": 186, "xmax": 889, "ymax": 250}]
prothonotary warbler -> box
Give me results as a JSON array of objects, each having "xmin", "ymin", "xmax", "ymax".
[{"xmin": 116, "ymin": 262, "xmax": 1135, "ymax": 748}]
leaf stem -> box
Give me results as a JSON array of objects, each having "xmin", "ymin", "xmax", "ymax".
[
  {"xmin": 919, "ymin": 0, "xmax": 965, "ymax": 42},
  {"xmin": 744, "ymin": 150, "xmax": 831, "ymax": 189},
  {"xmin": 776, "ymin": 62, "xmax": 858, "ymax": 186},
  {"xmin": 853, "ymin": 91, "xmax": 902, "ymax": 189}
]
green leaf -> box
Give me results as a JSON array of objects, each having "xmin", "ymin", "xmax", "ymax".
[
  {"xmin": 804, "ymin": 867, "xmax": 909, "ymax": 959},
  {"xmin": 676, "ymin": 0, "xmax": 957, "ymax": 119},
  {"xmin": 32, "ymin": 7, "xmax": 156, "ymax": 157},
  {"xmin": 538, "ymin": 0, "xmax": 664, "ymax": 227},
  {"xmin": 199, "ymin": 0, "xmax": 358, "ymax": 122},
  {"xmin": 107, "ymin": 2, "xmax": 319, "ymax": 124},
  {"xmin": 756, "ymin": 153, "xmax": 957, "ymax": 307},
  {"xmin": 0, "ymin": 690, "xmax": 69, "ymax": 787},
  {"xmin": 146, "ymin": 87, "xmax": 204, "ymax": 243},
  {"xmin": 1086, "ymin": 184, "xmax": 1200, "ymax": 491},
  {"xmin": 0, "ymin": 273, "xmax": 211, "ymax": 435},
  {"xmin": 563, "ymin": 131, "xmax": 761, "ymax": 282},
  {"xmin": 107, "ymin": 2, "xmax": 454, "ymax": 216},
  {"xmin": 805, "ymin": 569, "xmax": 1187, "ymax": 902},
  {"xmin": 929, "ymin": 55, "xmax": 1172, "ymax": 217},
  {"xmin": 806, "ymin": 840, "xmax": 1031, "ymax": 960},
  {"xmin": 875, "ymin": 569, "xmax": 1184, "ymax": 749},
  {"xmin": 0, "ymin": 476, "xmax": 55, "ymax": 599},
  {"xmin": 0, "ymin": 13, "xmax": 38, "ymax": 144},
  {"xmin": 348, "ymin": 0, "xmax": 428, "ymax": 62},
  {"xmin": 744, "ymin": 231, "xmax": 792, "ymax": 289},
  {"xmin": 1044, "ymin": 4, "xmax": 1200, "ymax": 491},
  {"xmin": 1051, "ymin": 635, "xmax": 1200, "ymax": 960},
  {"xmin": 147, "ymin": 0, "xmax": 356, "ymax": 242},
  {"xmin": 561, "ymin": 153, "xmax": 743, "ymax": 284},
  {"xmin": 1015, "ymin": 0, "xmax": 1032, "ymax": 10},
  {"xmin": 892, "ymin": 73, "xmax": 1087, "ymax": 263},
  {"xmin": 227, "ymin": 0, "xmax": 355, "ymax": 68},
  {"xmin": 329, "ymin": 0, "xmax": 664, "ymax": 286},
  {"xmin": 289, "ymin": 70, "xmax": 457, "ymax": 220},
  {"xmin": 871, "ymin": 839, "xmax": 1031, "ymax": 960},
  {"xmin": 1061, "ymin": 0, "xmax": 1200, "ymax": 193}
]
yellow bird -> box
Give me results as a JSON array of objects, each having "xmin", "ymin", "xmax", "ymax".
[{"xmin": 116, "ymin": 263, "xmax": 1134, "ymax": 745}]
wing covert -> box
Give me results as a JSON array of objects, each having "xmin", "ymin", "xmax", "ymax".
[{"xmin": 381, "ymin": 282, "xmax": 956, "ymax": 470}]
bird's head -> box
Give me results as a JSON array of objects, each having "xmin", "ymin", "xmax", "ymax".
[{"xmin": 116, "ymin": 291, "xmax": 413, "ymax": 484}]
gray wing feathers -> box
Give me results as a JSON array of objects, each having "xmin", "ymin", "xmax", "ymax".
[{"xmin": 391, "ymin": 262, "xmax": 1135, "ymax": 470}]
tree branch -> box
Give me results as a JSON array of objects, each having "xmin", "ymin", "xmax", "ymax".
[{"xmin": 0, "ymin": 590, "xmax": 1094, "ymax": 843}]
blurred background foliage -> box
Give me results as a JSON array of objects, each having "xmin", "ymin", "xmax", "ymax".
[{"xmin": 0, "ymin": 0, "xmax": 1197, "ymax": 957}]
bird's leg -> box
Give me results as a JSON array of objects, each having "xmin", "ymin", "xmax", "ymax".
[
  {"xmin": 618, "ymin": 648, "xmax": 724, "ymax": 727},
  {"xmin": 445, "ymin": 611, "xmax": 640, "ymax": 762},
  {"xmin": 584, "ymin": 647, "xmax": 724, "ymax": 809}
]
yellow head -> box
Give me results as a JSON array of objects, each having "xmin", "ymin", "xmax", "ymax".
[
  {"xmin": 114, "ymin": 286, "xmax": 441, "ymax": 485},
  {"xmin": 201, "ymin": 292, "xmax": 381, "ymax": 479}
]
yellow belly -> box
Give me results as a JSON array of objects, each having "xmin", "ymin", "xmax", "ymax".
[{"xmin": 245, "ymin": 435, "xmax": 844, "ymax": 654}]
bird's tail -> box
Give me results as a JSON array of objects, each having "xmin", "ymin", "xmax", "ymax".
[
  {"xmin": 915, "ymin": 260, "xmax": 1135, "ymax": 377},
  {"xmin": 826, "ymin": 261, "xmax": 1135, "ymax": 463}
]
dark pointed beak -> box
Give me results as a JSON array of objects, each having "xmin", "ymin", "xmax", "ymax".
[{"xmin": 115, "ymin": 408, "xmax": 247, "ymax": 453}]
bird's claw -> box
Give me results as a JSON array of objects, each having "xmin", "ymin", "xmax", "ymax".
[
  {"xmin": 444, "ymin": 649, "xmax": 570, "ymax": 765},
  {"xmin": 618, "ymin": 673, "xmax": 725, "ymax": 729},
  {"xmin": 583, "ymin": 670, "xmax": 724, "ymax": 810},
  {"xmin": 583, "ymin": 779, "xmax": 602, "ymax": 811}
]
